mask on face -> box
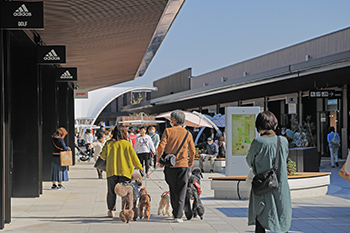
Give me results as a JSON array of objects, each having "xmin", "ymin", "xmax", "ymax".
[
  {"xmin": 150, "ymin": 130, "xmax": 155, "ymax": 133},
  {"xmin": 208, "ymin": 142, "xmax": 212, "ymax": 145}
]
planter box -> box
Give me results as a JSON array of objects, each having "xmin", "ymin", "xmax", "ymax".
[
  {"xmin": 288, "ymin": 147, "xmax": 319, "ymax": 172},
  {"xmin": 209, "ymin": 172, "xmax": 331, "ymax": 199}
]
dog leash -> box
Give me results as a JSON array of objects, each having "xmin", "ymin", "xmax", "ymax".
[{"xmin": 141, "ymin": 167, "xmax": 168, "ymax": 192}]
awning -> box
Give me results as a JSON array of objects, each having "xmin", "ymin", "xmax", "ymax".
[{"xmin": 74, "ymin": 86, "xmax": 156, "ymax": 125}]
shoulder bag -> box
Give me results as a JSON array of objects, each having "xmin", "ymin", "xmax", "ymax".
[
  {"xmin": 159, "ymin": 131, "xmax": 189, "ymax": 167},
  {"xmin": 52, "ymin": 139, "xmax": 73, "ymax": 166},
  {"xmin": 251, "ymin": 136, "xmax": 280, "ymax": 196},
  {"xmin": 94, "ymin": 156, "xmax": 106, "ymax": 171},
  {"xmin": 331, "ymin": 133, "xmax": 340, "ymax": 148}
]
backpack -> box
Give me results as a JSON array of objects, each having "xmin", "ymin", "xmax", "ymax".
[{"xmin": 331, "ymin": 133, "xmax": 340, "ymax": 148}]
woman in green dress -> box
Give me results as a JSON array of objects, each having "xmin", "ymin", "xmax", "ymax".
[{"xmin": 246, "ymin": 111, "xmax": 292, "ymax": 233}]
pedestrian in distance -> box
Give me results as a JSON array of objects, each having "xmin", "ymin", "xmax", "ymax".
[
  {"xmin": 51, "ymin": 127, "xmax": 71, "ymax": 190},
  {"xmin": 246, "ymin": 111, "xmax": 292, "ymax": 233},
  {"xmin": 91, "ymin": 132, "xmax": 106, "ymax": 179},
  {"xmin": 199, "ymin": 137, "xmax": 219, "ymax": 173},
  {"xmin": 99, "ymin": 125, "xmax": 143, "ymax": 218},
  {"xmin": 327, "ymin": 126, "xmax": 341, "ymax": 168},
  {"xmin": 84, "ymin": 129, "xmax": 94, "ymax": 157},
  {"xmin": 134, "ymin": 126, "xmax": 155, "ymax": 178},
  {"xmin": 157, "ymin": 110, "xmax": 196, "ymax": 223},
  {"xmin": 148, "ymin": 126, "xmax": 160, "ymax": 168}
]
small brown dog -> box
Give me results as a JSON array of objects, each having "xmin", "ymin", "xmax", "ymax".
[
  {"xmin": 115, "ymin": 183, "xmax": 134, "ymax": 223},
  {"xmin": 158, "ymin": 191, "xmax": 171, "ymax": 216},
  {"xmin": 138, "ymin": 187, "xmax": 151, "ymax": 220}
]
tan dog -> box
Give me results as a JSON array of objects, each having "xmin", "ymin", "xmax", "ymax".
[
  {"xmin": 158, "ymin": 191, "xmax": 171, "ymax": 216},
  {"xmin": 115, "ymin": 183, "xmax": 134, "ymax": 223},
  {"xmin": 138, "ymin": 187, "xmax": 151, "ymax": 220}
]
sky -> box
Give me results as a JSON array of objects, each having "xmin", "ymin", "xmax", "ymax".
[{"xmin": 117, "ymin": 0, "xmax": 350, "ymax": 88}]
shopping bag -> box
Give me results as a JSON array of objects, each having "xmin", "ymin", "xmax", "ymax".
[
  {"xmin": 60, "ymin": 151, "xmax": 73, "ymax": 166},
  {"xmin": 339, "ymin": 149, "xmax": 350, "ymax": 183}
]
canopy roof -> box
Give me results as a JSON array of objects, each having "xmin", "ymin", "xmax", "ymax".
[
  {"xmin": 75, "ymin": 86, "xmax": 156, "ymax": 124},
  {"xmin": 28, "ymin": 0, "xmax": 185, "ymax": 90}
]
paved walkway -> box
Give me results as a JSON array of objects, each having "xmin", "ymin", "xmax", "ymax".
[{"xmin": 3, "ymin": 158, "xmax": 350, "ymax": 232}]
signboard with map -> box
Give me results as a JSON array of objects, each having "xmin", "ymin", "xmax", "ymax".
[
  {"xmin": 231, "ymin": 114, "xmax": 255, "ymax": 155},
  {"xmin": 225, "ymin": 107, "xmax": 260, "ymax": 176}
]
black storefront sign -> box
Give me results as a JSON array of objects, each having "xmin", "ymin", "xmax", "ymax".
[
  {"xmin": 309, "ymin": 90, "xmax": 342, "ymax": 99},
  {"xmin": 56, "ymin": 68, "xmax": 77, "ymax": 82},
  {"xmin": 38, "ymin": 46, "xmax": 66, "ymax": 64},
  {"xmin": 0, "ymin": 1, "xmax": 44, "ymax": 29}
]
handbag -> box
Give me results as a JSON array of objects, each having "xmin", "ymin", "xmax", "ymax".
[
  {"xmin": 159, "ymin": 131, "xmax": 189, "ymax": 167},
  {"xmin": 251, "ymin": 136, "xmax": 280, "ymax": 196},
  {"xmin": 53, "ymin": 139, "xmax": 73, "ymax": 166},
  {"xmin": 60, "ymin": 151, "xmax": 73, "ymax": 166},
  {"xmin": 94, "ymin": 156, "xmax": 106, "ymax": 171}
]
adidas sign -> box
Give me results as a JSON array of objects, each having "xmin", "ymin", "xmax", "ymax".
[
  {"xmin": 13, "ymin": 4, "xmax": 32, "ymax": 17},
  {"xmin": 60, "ymin": 71, "xmax": 73, "ymax": 79},
  {"xmin": 44, "ymin": 49, "xmax": 61, "ymax": 61}
]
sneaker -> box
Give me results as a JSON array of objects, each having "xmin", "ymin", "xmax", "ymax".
[
  {"xmin": 146, "ymin": 173, "xmax": 150, "ymax": 178},
  {"xmin": 332, "ymin": 166, "xmax": 335, "ymax": 168},
  {"xmin": 57, "ymin": 184, "xmax": 65, "ymax": 190},
  {"xmin": 98, "ymin": 174, "xmax": 103, "ymax": 179},
  {"xmin": 174, "ymin": 218, "xmax": 183, "ymax": 223},
  {"xmin": 107, "ymin": 210, "xmax": 114, "ymax": 218},
  {"xmin": 336, "ymin": 162, "xmax": 339, "ymax": 167},
  {"xmin": 210, "ymin": 169, "xmax": 214, "ymax": 173},
  {"xmin": 51, "ymin": 184, "xmax": 57, "ymax": 190}
]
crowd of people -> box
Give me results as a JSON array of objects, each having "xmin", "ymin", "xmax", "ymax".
[{"xmin": 51, "ymin": 109, "xmax": 343, "ymax": 231}]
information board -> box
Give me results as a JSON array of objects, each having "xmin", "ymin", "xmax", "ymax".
[{"xmin": 225, "ymin": 107, "xmax": 260, "ymax": 176}]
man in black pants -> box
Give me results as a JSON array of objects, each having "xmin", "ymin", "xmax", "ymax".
[{"xmin": 157, "ymin": 110, "xmax": 195, "ymax": 223}]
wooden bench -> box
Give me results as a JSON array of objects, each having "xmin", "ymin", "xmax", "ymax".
[
  {"xmin": 209, "ymin": 172, "xmax": 331, "ymax": 199},
  {"xmin": 193, "ymin": 157, "xmax": 226, "ymax": 172}
]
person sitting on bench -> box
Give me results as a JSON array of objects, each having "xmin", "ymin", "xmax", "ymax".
[{"xmin": 199, "ymin": 137, "xmax": 219, "ymax": 173}]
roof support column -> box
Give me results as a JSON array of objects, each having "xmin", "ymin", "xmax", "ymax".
[
  {"xmin": 264, "ymin": 96, "xmax": 268, "ymax": 111},
  {"xmin": 342, "ymin": 84, "xmax": 348, "ymax": 159},
  {"xmin": 298, "ymin": 91, "xmax": 303, "ymax": 123}
]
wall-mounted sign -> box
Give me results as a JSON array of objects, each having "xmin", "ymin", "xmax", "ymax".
[
  {"xmin": 327, "ymin": 99, "xmax": 338, "ymax": 111},
  {"xmin": 309, "ymin": 90, "xmax": 342, "ymax": 99},
  {"xmin": 74, "ymin": 90, "xmax": 88, "ymax": 99},
  {"xmin": 0, "ymin": 1, "xmax": 44, "ymax": 29},
  {"xmin": 288, "ymin": 103, "xmax": 297, "ymax": 114},
  {"xmin": 285, "ymin": 96, "xmax": 297, "ymax": 104},
  {"xmin": 38, "ymin": 46, "xmax": 66, "ymax": 64},
  {"xmin": 56, "ymin": 68, "xmax": 77, "ymax": 82}
]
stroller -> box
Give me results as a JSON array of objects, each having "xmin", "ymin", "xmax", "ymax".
[{"xmin": 75, "ymin": 144, "xmax": 91, "ymax": 161}]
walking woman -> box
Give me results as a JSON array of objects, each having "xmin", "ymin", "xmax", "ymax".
[
  {"xmin": 99, "ymin": 125, "xmax": 143, "ymax": 218},
  {"xmin": 246, "ymin": 111, "xmax": 292, "ymax": 233},
  {"xmin": 51, "ymin": 127, "xmax": 70, "ymax": 190},
  {"xmin": 134, "ymin": 126, "xmax": 155, "ymax": 178}
]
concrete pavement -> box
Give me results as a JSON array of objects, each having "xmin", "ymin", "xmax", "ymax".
[{"xmin": 3, "ymin": 157, "xmax": 350, "ymax": 232}]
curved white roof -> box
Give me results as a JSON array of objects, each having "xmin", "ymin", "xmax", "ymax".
[{"xmin": 75, "ymin": 86, "xmax": 157, "ymax": 124}]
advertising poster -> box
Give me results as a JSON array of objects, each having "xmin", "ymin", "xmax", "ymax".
[{"xmin": 231, "ymin": 114, "xmax": 255, "ymax": 155}]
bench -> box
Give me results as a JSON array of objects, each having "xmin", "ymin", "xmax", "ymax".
[
  {"xmin": 209, "ymin": 172, "xmax": 331, "ymax": 199},
  {"xmin": 193, "ymin": 157, "xmax": 226, "ymax": 172}
]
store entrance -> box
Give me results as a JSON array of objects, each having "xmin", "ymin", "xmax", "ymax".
[{"xmin": 318, "ymin": 110, "xmax": 340, "ymax": 156}]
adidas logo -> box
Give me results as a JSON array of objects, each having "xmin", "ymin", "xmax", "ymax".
[
  {"xmin": 44, "ymin": 49, "xmax": 61, "ymax": 61},
  {"xmin": 60, "ymin": 71, "xmax": 73, "ymax": 79},
  {"xmin": 13, "ymin": 4, "xmax": 32, "ymax": 17}
]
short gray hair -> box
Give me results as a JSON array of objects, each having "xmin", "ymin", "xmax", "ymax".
[{"xmin": 170, "ymin": 110, "xmax": 185, "ymax": 125}]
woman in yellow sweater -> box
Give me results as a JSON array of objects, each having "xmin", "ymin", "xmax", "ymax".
[{"xmin": 100, "ymin": 125, "xmax": 143, "ymax": 218}]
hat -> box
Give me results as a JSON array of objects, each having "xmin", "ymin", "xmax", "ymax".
[{"xmin": 207, "ymin": 137, "xmax": 213, "ymax": 141}]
